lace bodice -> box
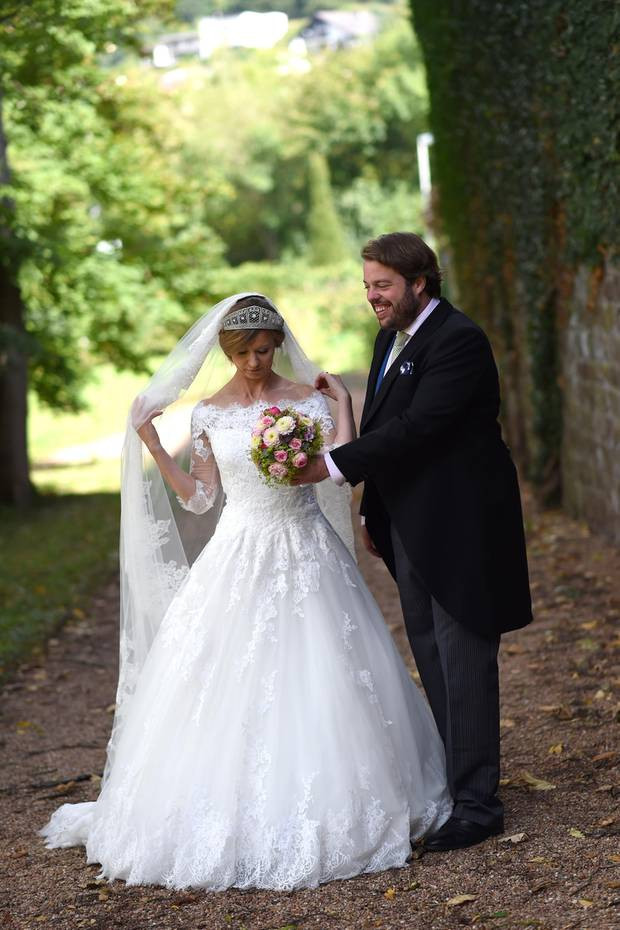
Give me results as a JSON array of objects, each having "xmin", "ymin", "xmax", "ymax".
[{"xmin": 178, "ymin": 391, "xmax": 336, "ymax": 524}]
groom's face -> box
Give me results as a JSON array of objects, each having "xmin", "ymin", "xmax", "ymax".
[{"xmin": 363, "ymin": 260, "xmax": 422, "ymax": 331}]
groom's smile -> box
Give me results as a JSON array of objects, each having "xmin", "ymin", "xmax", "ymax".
[{"xmin": 363, "ymin": 259, "xmax": 426, "ymax": 331}]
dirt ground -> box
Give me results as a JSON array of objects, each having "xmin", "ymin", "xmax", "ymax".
[{"xmin": 1, "ymin": 485, "xmax": 619, "ymax": 930}]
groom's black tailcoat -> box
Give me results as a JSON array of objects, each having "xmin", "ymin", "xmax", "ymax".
[{"xmin": 330, "ymin": 298, "xmax": 532, "ymax": 638}]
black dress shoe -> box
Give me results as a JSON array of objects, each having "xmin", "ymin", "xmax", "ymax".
[{"xmin": 422, "ymin": 816, "xmax": 503, "ymax": 852}]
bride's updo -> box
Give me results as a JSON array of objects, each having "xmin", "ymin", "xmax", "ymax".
[{"xmin": 219, "ymin": 295, "xmax": 285, "ymax": 358}]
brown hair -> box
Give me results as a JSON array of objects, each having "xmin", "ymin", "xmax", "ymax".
[
  {"xmin": 218, "ymin": 295, "xmax": 285, "ymax": 358},
  {"xmin": 361, "ymin": 232, "xmax": 442, "ymax": 298}
]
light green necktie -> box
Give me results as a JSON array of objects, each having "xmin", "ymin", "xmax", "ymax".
[{"xmin": 386, "ymin": 330, "xmax": 410, "ymax": 371}]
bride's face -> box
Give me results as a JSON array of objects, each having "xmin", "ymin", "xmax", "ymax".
[{"xmin": 230, "ymin": 331, "xmax": 277, "ymax": 380}]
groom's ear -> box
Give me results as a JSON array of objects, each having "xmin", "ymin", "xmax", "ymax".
[{"xmin": 411, "ymin": 275, "xmax": 426, "ymax": 297}]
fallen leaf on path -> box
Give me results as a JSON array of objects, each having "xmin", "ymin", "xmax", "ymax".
[
  {"xmin": 592, "ymin": 750, "xmax": 616, "ymax": 763},
  {"xmin": 504, "ymin": 643, "xmax": 525, "ymax": 654},
  {"xmin": 569, "ymin": 828, "xmax": 585, "ymax": 838},
  {"xmin": 578, "ymin": 899, "xmax": 594, "ymax": 908},
  {"xmin": 16, "ymin": 719, "xmax": 44, "ymax": 735},
  {"xmin": 608, "ymin": 854, "xmax": 620, "ymax": 863},
  {"xmin": 531, "ymin": 880, "xmax": 555, "ymax": 894},
  {"xmin": 500, "ymin": 718, "xmax": 515, "ymax": 729},
  {"xmin": 499, "ymin": 832, "xmax": 527, "ymax": 844},
  {"xmin": 447, "ymin": 894, "xmax": 477, "ymax": 907},
  {"xmin": 53, "ymin": 780, "xmax": 77, "ymax": 795},
  {"xmin": 539, "ymin": 704, "xmax": 573, "ymax": 719},
  {"xmin": 520, "ymin": 770, "xmax": 556, "ymax": 791},
  {"xmin": 10, "ymin": 847, "xmax": 29, "ymax": 859},
  {"xmin": 383, "ymin": 887, "xmax": 396, "ymax": 900},
  {"xmin": 548, "ymin": 743, "xmax": 563, "ymax": 754}
]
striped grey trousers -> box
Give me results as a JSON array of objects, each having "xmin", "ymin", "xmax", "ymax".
[{"xmin": 390, "ymin": 525, "xmax": 504, "ymax": 829}]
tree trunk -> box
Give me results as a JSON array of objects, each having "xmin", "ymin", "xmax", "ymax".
[{"xmin": 0, "ymin": 88, "xmax": 32, "ymax": 506}]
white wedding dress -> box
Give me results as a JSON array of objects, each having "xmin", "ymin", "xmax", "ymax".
[{"xmin": 41, "ymin": 391, "xmax": 452, "ymax": 890}]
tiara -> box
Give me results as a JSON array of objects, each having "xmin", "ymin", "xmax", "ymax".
[{"xmin": 221, "ymin": 305, "xmax": 284, "ymax": 332}]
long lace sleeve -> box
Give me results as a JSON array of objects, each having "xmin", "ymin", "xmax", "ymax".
[
  {"xmin": 314, "ymin": 393, "xmax": 339, "ymax": 452},
  {"xmin": 299, "ymin": 392, "xmax": 355, "ymax": 558},
  {"xmin": 177, "ymin": 407, "xmax": 221, "ymax": 514}
]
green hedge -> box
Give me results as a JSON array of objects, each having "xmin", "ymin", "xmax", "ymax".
[{"xmin": 410, "ymin": 0, "xmax": 619, "ymax": 500}]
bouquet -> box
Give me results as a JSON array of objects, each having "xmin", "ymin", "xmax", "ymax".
[{"xmin": 250, "ymin": 405, "xmax": 323, "ymax": 484}]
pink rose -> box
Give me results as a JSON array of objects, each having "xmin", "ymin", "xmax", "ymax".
[
  {"xmin": 274, "ymin": 449, "xmax": 288, "ymax": 463},
  {"xmin": 261, "ymin": 415, "xmax": 275, "ymax": 428},
  {"xmin": 252, "ymin": 427, "xmax": 263, "ymax": 437},
  {"xmin": 266, "ymin": 406, "xmax": 281, "ymax": 416},
  {"xmin": 292, "ymin": 451, "xmax": 308, "ymax": 469},
  {"xmin": 268, "ymin": 462, "xmax": 288, "ymax": 479},
  {"xmin": 289, "ymin": 437, "xmax": 302, "ymax": 451}
]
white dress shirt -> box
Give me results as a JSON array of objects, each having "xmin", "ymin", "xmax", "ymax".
[{"xmin": 324, "ymin": 297, "xmax": 440, "ymax": 486}]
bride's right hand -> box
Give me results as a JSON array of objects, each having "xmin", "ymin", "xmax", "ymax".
[
  {"xmin": 136, "ymin": 410, "xmax": 163, "ymax": 451},
  {"xmin": 315, "ymin": 371, "xmax": 350, "ymax": 404}
]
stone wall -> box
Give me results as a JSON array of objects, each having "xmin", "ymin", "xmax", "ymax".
[{"xmin": 561, "ymin": 261, "xmax": 620, "ymax": 543}]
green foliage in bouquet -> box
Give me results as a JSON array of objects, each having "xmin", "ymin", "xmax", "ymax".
[{"xmin": 250, "ymin": 406, "xmax": 323, "ymax": 485}]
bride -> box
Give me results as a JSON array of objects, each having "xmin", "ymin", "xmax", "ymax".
[{"xmin": 40, "ymin": 293, "xmax": 452, "ymax": 890}]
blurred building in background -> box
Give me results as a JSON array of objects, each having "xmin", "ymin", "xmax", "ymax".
[
  {"xmin": 151, "ymin": 11, "xmax": 289, "ymax": 66},
  {"xmin": 199, "ymin": 11, "xmax": 289, "ymax": 58},
  {"xmin": 152, "ymin": 31, "xmax": 201, "ymax": 68},
  {"xmin": 297, "ymin": 10, "xmax": 378, "ymax": 52}
]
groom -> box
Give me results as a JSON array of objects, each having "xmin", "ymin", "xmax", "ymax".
[{"xmin": 297, "ymin": 232, "xmax": 532, "ymax": 851}]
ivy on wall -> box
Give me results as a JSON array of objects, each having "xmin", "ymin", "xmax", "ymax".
[{"xmin": 410, "ymin": 0, "xmax": 620, "ymax": 501}]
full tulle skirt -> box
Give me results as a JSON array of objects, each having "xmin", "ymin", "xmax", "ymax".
[{"xmin": 41, "ymin": 503, "xmax": 452, "ymax": 889}]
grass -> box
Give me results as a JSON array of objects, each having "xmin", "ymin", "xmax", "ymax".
[
  {"xmin": 0, "ymin": 493, "xmax": 120, "ymax": 682},
  {"xmin": 28, "ymin": 365, "xmax": 151, "ymax": 461}
]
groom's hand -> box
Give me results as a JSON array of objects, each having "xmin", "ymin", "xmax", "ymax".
[
  {"xmin": 291, "ymin": 454, "xmax": 329, "ymax": 485},
  {"xmin": 361, "ymin": 524, "xmax": 382, "ymax": 558}
]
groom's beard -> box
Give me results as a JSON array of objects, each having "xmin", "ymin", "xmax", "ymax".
[{"xmin": 374, "ymin": 287, "xmax": 422, "ymax": 331}]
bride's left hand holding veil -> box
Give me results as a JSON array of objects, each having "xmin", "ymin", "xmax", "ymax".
[
  {"xmin": 315, "ymin": 370, "xmax": 348, "ymax": 403},
  {"xmin": 313, "ymin": 371, "xmax": 356, "ymax": 446},
  {"xmin": 135, "ymin": 409, "xmax": 163, "ymax": 450},
  {"xmin": 134, "ymin": 408, "xmax": 199, "ymax": 508}
]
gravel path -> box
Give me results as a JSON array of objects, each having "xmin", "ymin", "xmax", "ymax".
[{"xmin": 1, "ymin": 488, "xmax": 619, "ymax": 930}]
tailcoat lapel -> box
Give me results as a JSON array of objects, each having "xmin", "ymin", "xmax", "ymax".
[{"xmin": 361, "ymin": 300, "xmax": 453, "ymax": 431}]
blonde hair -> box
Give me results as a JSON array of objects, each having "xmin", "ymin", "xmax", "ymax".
[{"xmin": 219, "ymin": 327, "xmax": 284, "ymax": 358}]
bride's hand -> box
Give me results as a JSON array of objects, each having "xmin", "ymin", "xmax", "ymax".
[
  {"xmin": 315, "ymin": 371, "xmax": 350, "ymax": 403},
  {"xmin": 136, "ymin": 410, "xmax": 163, "ymax": 451}
]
